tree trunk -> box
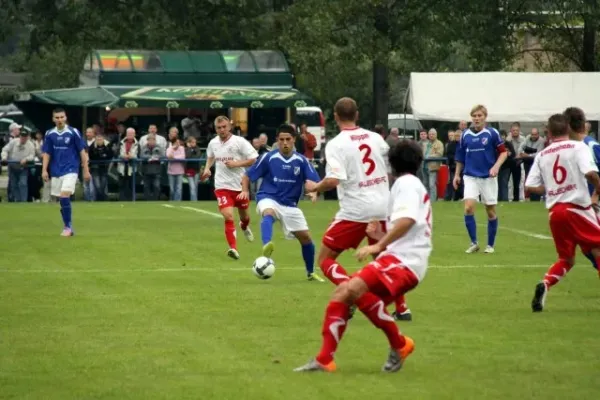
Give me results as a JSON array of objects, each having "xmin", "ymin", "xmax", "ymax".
[
  {"xmin": 581, "ymin": 0, "xmax": 598, "ymax": 71},
  {"xmin": 372, "ymin": 59, "xmax": 389, "ymax": 130}
]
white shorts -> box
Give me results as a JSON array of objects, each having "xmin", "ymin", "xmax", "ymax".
[
  {"xmin": 51, "ymin": 173, "xmax": 78, "ymax": 197},
  {"xmin": 256, "ymin": 198, "xmax": 309, "ymax": 239},
  {"xmin": 463, "ymin": 175, "xmax": 498, "ymax": 205}
]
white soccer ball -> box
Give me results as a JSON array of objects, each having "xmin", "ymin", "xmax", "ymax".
[{"xmin": 252, "ymin": 256, "xmax": 275, "ymax": 279}]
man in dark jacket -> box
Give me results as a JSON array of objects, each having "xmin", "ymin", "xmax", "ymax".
[
  {"xmin": 88, "ymin": 134, "xmax": 114, "ymax": 201},
  {"xmin": 498, "ymin": 130, "xmax": 516, "ymax": 202},
  {"xmin": 444, "ymin": 130, "xmax": 458, "ymax": 200}
]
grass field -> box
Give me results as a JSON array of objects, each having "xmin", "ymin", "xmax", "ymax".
[{"xmin": 0, "ymin": 200, "xmax": 599, "ymax": 400}]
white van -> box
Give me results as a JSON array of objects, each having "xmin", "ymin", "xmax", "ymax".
[
  {"xmin": 295, "ymin": 106, "xmax": 326, "ymax": 152},
  {"xmin": 388, "ymin": 113, "xmax": 423, "ymax": 139}
]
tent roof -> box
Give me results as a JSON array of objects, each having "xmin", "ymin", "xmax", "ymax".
[{"xmin": 407, "ymin": 72, "xmax": 600, "ymax": 122}]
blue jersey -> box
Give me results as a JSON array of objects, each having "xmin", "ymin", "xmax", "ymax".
[
  {"xmin": 583, "ymin": 135, "xmax": 600, "ymax": 195},
  {"xmin": 246, "ymin": 150, "xmax": 321, "ymax": 207},
  {"xmin": 42, "ymin": 125, "xmax": 86, "ymax": 177},
  {"xmin": 455, "ymin": 127, "xmax": 504, "ymax": 178}
]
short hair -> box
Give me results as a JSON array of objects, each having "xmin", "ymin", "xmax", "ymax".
[
  {"xmin": 186, "ymin": 136, "xmax": 196, "ymax": 142},
  {"xmin": 563, "ymin": 107, "xmax": 586, "ymax": 133},
  {"xmin": 52, "ymin": 107, "xmax": 66, "ymax": 115},
  {"xmin": 547, "ymin": 114, "xmax": 569, "ymax": 138},
  {"xmin": 428, "ymin": 128, "xmax": 437, "ymax": 135},
  {"xmin": 277, "ymin": 123, "xmax": 296, "ymax": 137},
  {"xmin": 499, "ymin": 129, "xmax": 507, "ymax": 138},
  {"xmin": 374, "ymin": 124, "xmax": 385, "ymax": 135},
  {"xmin": 214, "ymin": 115, "xmax": 230, "ymax": 125},
  {"xmin": 470, "ymin": 104, "xmax": 488, "ymax": 116},
  {"xmin": 510, "ymin": 122, "xmax": 521, "ymax": 128},
  {"xmin": 388, "ymin": 140, "xmax": 423, "ymax": 176},
  {"xmin": 334, "ymin": 97, "xmax": 358, "ymax": 122}
]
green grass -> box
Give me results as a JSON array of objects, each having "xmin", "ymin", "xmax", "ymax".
[{"xmin": 0, "ymin": 201, "xmax": 599, "ymax": 400}]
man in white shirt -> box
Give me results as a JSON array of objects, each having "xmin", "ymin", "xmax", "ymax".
[
  {"xmin": 525, "ymin": 113, "xmax": 600, "ymax": 312},
  {"xmin": 295, "ymin": 140, "xmax": 432, "ymax": 373},
  {"xmin": 201, "ymin": 116, "xmax": 258, "ymax": 259},
  {"xmin": 305, "ymin": 97, "xmax": 412, "ymax": 321}
]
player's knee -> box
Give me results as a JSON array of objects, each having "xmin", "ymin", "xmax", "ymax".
[
  {"xmin": 346, "ymin": 277, "xmax": 368, "ymax": 302},
  {"xmin": 294, "ymin": 231, "xmax": 312, "ymax": 245},
  {"xmin": 485, "ymin": 205, "xmax": 496, "ymax": 219},
  {"xmin": 464, "ymin": 202, "xmax": 476, "ymax": 215},
  {"xmin": 262, "ymin": 208, "xmax": 276, "ymax": 218},
  {"xmin": 221, "ymin": 209, "xmax": 234, "ymax": 221},
  {"xmin": 332, "ymin": 281, "xmax": 351, "ymax": 302}
]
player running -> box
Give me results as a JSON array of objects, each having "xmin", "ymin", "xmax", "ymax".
[
  {"xmin": 41, "ymin": 108, "xmax": 90, "ymax": 236},
  {"xmin": 305, "ymin": 97, "xmax": 411, "ymax": 321},
  {"xmin": 525, "ymin": 114, "xmax": 600, "ymax": 312},
  {"xmin": 201, "ymin": 116, "xmax": 258, "ymax": 260},
  {"xmin": 562, "ymin": 107, "xmax": 600, "ymax": 277},
  {"xmin": 453, "ymin": 105, "xmax": 507, "ymax": 254},
  {"xmin": 294, "ymin": 140, "xmax": 432, "ymax": 373},
  {"xmin": 239, "ymin": 124, "xmax": 325, "ymax": 282}
]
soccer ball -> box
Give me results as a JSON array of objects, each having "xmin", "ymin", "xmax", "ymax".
[{"xmin": 252, "ymin": 256, "xmax": 275, "ymax": 279}]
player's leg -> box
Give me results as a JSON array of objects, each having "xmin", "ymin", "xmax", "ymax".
[
  {"xmin": 582, "ymin": 204, "xmax": 600, "ymax": 276},
  {"xmin": 55, "ymin": 174, "xmax": 77, "ymax": 236},
  {"xmin": 292, "ymin": 230, "xmax": 324, "ymax": 282},
  {"xmin": 256, "ymin": 199, "xmax": 281, "ymax": 257},
  {"xmin": 532, "ymin": 206, "xmax": 575, "ymax": 312},
  {"xmin": 462, "ymin": 176, "xmax": 480, "ymax": 253},
  {"xmin": 235, "ymin": 194, "xmax": 254, "ymax": 243},
  {"xmin": 318, "ymin": 220, "xmax": 366, "ymax": 284},
  {"xmin": 215, "ymin": 190, "xmax": 240, "ymax": 259},
  {"xmin": 482, "ymin": 178, "xmax": 499, "ymax": 253}
]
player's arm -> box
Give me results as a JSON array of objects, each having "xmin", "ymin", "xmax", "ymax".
[
  {"xmin": 228, "ymin": 140, "xmax": 258, "ymax": 168},
  {"xmin": 524, "ymin": 156, "xmax": 545, "ymax": 195},
  {"xmin": 303, "ymin": 157, "xmax": 321, "ymax": 202},
  {"xmin": 576, "ymin": 144, "xmax": 600, "ymax": 194},
  {"xmin": 230, "ymin": 157, "xmax": 256, "ymax": 168},
  {"xmin": 491, "ymin": 130, "xmax": 508, "ymax": 175},
  {"xmin": 453, "ymin": 136, "xmax": 465, "ymax": 187}
]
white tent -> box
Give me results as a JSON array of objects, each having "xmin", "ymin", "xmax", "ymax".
[{"xmin": 406, "ymin": 72, "xmax": 600, "ymax": 122}]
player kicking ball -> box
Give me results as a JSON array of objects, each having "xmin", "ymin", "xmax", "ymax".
[
  {"xmin": 41, "ymin": 108, "xmax": 90, "ymax": 236},
  {"xmin": 202, "ymin": 116, "xmax": 258, "ymax": 260},
  {"xmin": 239, "ymin": 124, "xmax": 325, "ymax": 282},
  {"xmin": 453, "ymin": 105, "xmax": 507, "ymax": 254},
  {"xmin": 294, "ymin": 140, "xmax": 432, "ymax": 373},
  {"xmin": 525, "ymin": 113, "xmax": 600, "ymax": 312}
]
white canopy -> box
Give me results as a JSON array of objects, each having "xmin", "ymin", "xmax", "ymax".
[{"xmin": 407, "ymin": 72, "xmax": 600, "ymax": 122}]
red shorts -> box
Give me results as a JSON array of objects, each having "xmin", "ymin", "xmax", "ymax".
[
  {"xmin": 214, "ymin": 189, "xmax": 249, "ymax": 210},
  {"xmin": 356, "ymin": 254, "xmax": 419, "ymax": 300},
  {"xmin": 322, "ymin": 219, "xmax": 386, "ymax": 252},
  {"xmin": 549, "ymin": 203, "xmax": 600, "ymax": 258}
]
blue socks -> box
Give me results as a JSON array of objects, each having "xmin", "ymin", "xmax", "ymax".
[
  {"xmin": 464, "ymin": 214, "xmax": 477, "ymax": 244},
  {"xmin": 487, "ymin": 218, "xmax": 498, "ymax": 247},
  {"xmin": 301, "ymin": 242, "xmax": 315, "ymax": 275},
  {"xmin": 260, "ymin": 215, "xmax": 275, "ymax": 245},
  {"xmin": 59, "ymin": 197, "xmax": 72, "ymax": 228},
  {"xmin": 584, "ymin": 252, "xmax": 599, "ymax": 270}
]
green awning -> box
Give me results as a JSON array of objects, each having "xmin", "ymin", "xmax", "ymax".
[{"xmin": 15, "ymin": 86, "xmax": 314, "ymax": 109}]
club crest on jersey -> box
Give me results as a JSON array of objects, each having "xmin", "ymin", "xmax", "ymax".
[
  {"xmin": 64, "ymin": 137, "xmax": 70, "ymax": 144},
  {"xmin": 481, "ymin": 137, "xmax": 488, "ymax": 145},
  {"xmin": 294, "ymin": 166, "xmax": 300, "ymax": 176}
]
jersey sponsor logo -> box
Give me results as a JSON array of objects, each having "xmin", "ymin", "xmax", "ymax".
[
  {"xmin": 215, "ymin": 156, "xmax": 234, "ymax": 162},
  {"xmin": 350, "ymin": 133, "xmax": 369, "ymax": 141},
  {"xmin": 547, "ymin": 184, "xmax": 577, "ymax": 197},
  {"xmin": 273, "ymin": 176, "xmax": 296, "ymax": 183},
  {"xmin": 359, "ymin": 175, "xmax": 387, "ymax": 188},
  {"xmin": 541, "ymin": 143, "xmax": 575, "ymax": 156}
]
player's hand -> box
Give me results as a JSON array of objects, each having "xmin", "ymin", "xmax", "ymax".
[
  {"xmin": 489, "ymin": 165, "xmax": 499, "ymax": 177},
  {"xmin": 224, "ymin": 160, "xmax": 239, "ymax": 168},
  {"xmin": 201, "ymin": 170, "xmax": 211, "ymax": 181},
  {"xmin": 305, "ymin": 180, "xmax": 318, "ymax": 192},
  {"xmin": 355, "ymin": 244, "xmax": 383, "ymax": 262},
  {"xmin": 307, "ymin": 191, "xmax": 318, "ymax": 203},
  {"xmin": 83, "ymin": 170, "xmax": 91, "ymax": 182},
  {"xmin": 366, "ymin": 220, "xmax": 383, "ymax": 239},
  {"xmin": 452, "ymin": 175, "xmax": 461, "ymax": 190},
  {"xmin": 42, "ymin": 170, "xmax": 49, "ymax": 182},
  {"xmin": 237, "ymin": 191, "xmax": 249, "ymax": 201}
]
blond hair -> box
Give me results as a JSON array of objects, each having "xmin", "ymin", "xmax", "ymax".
[
  {"xmin": 214, "ymin": 115, "xmax": 230, "ymax": 124},
  {"xmin": 470, "ymin": 104, "xmax": 488, "ymax": 116}
]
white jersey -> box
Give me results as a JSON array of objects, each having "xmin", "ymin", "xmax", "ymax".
[
  {"xmin": 525, "ymin": 139, "xmax": 598, "ymax": 210},
  {"xmin": 207, "ymin": 135, "xmax": 258, "ymax": 191},
  {"xmin": 380, "ymin": 174, "xmax": 432, "ymax": 281},
  {"xmin": 325, "ymin": 127, "xmax": 390, "ymax": 222}
]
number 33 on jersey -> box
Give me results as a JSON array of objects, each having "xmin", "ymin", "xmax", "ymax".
[{"xmin": 526, "ymin": 139, "xmax": 598, "ymax": 209}]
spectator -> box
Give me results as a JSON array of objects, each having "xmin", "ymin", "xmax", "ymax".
[
  {"xmin": 519, "ymin": 127, "xmax": 545, "ymax": 202},
  {"xmin": 29, "ymin": 131, "xmax": 45, "ymax": 202},
  {"xmin": 498, "ymin": 130, "xmax": 517, "ymax": 202},
  {"xmin": 422, "ymin": 128, "xmax": 444, "ymax": 200},
  {"xmin": 1, "ymin": 130, "xmax": 35, "ymax": 202},
  {"xmin": 417, "ymin": 129, "xmax": 428, "ymax": 183},
  {"xmin": 444, "ymin": 130, "xmax": 458, "ymax": 201},
  {"xmin": 166, "ymin": 137, "xmax": 185, "ymax": 201},
  {"xmin": 88, "ymin": 133, "xmax": 113, "ymax": 201},
  {"xmin": 117, "ymin": 128, "xmax": 139, "ymax": 201},
  {"xmin": 258, "ymin": 133, "xmax": 271, "ymax": 152},
  {"xmin": 299, "ymin": 123, "xmax": 317, "ymax": 160},
  {"xmin": 181, "ymin": 110, "xmax": 202, "ymax": 140},
  {"xmin": 374, "ymin": 124, "xmax": 386, "ymax": 138},
  {"xmin": 252, "ymin": 138, "xmax": 261, "ymax": 151},
  {"xmin": 506, "ymin": 122, "xmax": 525, "ymax": 201},
  {"xmin": 185, "ymin": 136, "xmax": 202, "ymax": 201},
  {"xmin": 386, "ymin": 127, "xmax": 400, "ymax": 147},
  {"xmin": 82, "ymin": 127, "xmax": 96, "ymax": 201},
  {"xmin": 139, "ymin": 124, "xmax": 168, "ymax": 151},
  {"xmin": 140, "ymin": 134, "xmax": 164, "ymax": 201}
]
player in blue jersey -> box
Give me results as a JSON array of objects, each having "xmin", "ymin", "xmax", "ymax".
[
  {"xmin": 453, "ymin": 105, "xmax": 508, "ymax": 254},
  {"xmin": 240, "ymin": 124, "xmax": 325, "ymax": 282},
  {"xmin": 41, "ymin": 108, "xmax": 90, "ymax": 236}
]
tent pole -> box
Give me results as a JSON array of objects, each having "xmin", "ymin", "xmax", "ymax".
[{"xmin": 82, "ymin": 107, "xmax": 87, "ymax": 132}]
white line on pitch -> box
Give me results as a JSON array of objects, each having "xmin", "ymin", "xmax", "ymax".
[
  {"xmin": 0, "ymin": 264, "xmax": 548, "ymax": 273},
  {"xmin": 162, "ymin": 204, "xmax": 222, "ymax": 218}
]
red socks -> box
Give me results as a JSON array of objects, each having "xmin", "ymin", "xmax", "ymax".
[
  {"xmin": 316, "ymin": 301, "xmax": 350, "ymax": 365},
  {"xmin": 356, "ymin": 293, "xmax": 405, "ymax": 349},
  {"xmin": 394, "ymin": 295, "xmax": 408, "ymax": 314},
  {"xmin": 224, "ymin": 220, "xmax": 237, "ymax": 249},
  {"xmin": 320, "ymin": 258, "xmax": 350, "ymax": 285},
  {"xmin": 240, "ymin": 216, "xmax": 250, "ymax": 231},
  {"xmin": 543, "ymin": 259, "xmax": 573, "ymax": 288}
]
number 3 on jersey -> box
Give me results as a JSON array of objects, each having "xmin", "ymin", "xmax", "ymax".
[
  {"xmin": 553, "ymin": 155, "xmax": 567, "ymax": 184},
  {"xmin": 359, "ymin": 144, "xmax": 376, "ymax": 176}
]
